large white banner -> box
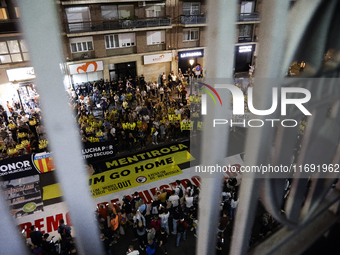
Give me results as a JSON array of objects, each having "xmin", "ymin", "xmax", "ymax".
[
  {"xmin": 16, "ymin": 154, "xmax": 243, "ymax": 241},
  {"xmin": 69, "ymin": 61, "xmax": 104, "ymax": 75},
  {"xmin": 143, "ymin": 53, "xmax": 172, "ymax": 65}
]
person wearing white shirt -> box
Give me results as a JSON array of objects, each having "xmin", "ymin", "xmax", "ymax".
[
  {"xmin": 168, "ymin": 190, "xmax": 180, "ymax": 208},
  {"xmin": 141, "ymin": 90, "xmax": 147, "ymax": 99},
  {"xmin": 21, "ymin": 114, "xmax": 29, "ymax": 124},
  {"xmin": 127, "ymin": 245, "xmax": 140, "ymax": 255},
  {"xmin": 159, "ymin": 208, "xmax": 170, "ymax": 234},
  {"xmin": 229, "ymin": 192, "xmax": 239, "ymax": 220},
  {"xmin": 135, "ymin": 105, "xmax": 142, "ymax": 113},
  {"xmin": 110, "ymin": 126, "xmax": 116, "ymax": 138},
  {"xmin": 159, "ymin": 87, "xmax": 164, "ymax": 101},
  {"xmin": 185, "ymin": 193, "xmax": 194, "ymax": 213}
]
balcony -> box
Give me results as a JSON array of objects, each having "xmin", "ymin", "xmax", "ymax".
[
  {"xmin": 180, "ymin": 15, "xmax": 207, "ymax": 25},
  {"xmin": 238, "ymin": 12, "xmax": 260, "ymax": 22},
  {"xmin": 65, "ymin": 17, "xmax": 172, "ymax": 34}
]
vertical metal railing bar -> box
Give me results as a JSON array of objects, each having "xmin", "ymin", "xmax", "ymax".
[
  {"xmin": 300, "ymin": 98, "xmax": 340, "ymax": 217},
  {"xmin": 248, "ymin": 206, "xmax": 339, "ymax": 255},
  {"xmin": 0, "ymin": 189, "xmax": 28, "ymax": 254},
  {"xmin": 285, "ymin": 106, "xmax": 329, "ymax": 223},
  {"xmin": 300, "ymin": 178, "xmax": 326, "ymax": 218},
  {"xmin": 16, "ymin": 1, "xmax": 105, "ymax": 255},
  {"xmin": 327, "ymin": 100, "xmax": 340, "ymax": 214},
  {"xmin": 280, "ymin": 0, "xmax": 323, "ymax": 77},
  {"xmin": 195, "ymin": 0, "xmax": 236, "ymax": 254},
  {"xmin": 230, "ymin": 0, "xmax": 290, "ymax": 254},
  {"xmin": 259, "ymin": 125, "xmax": 299, "ymax": 228}
]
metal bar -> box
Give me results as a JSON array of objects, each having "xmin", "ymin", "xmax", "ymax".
[
  {"xmin": 249, "ymin": 208, "xmax": 340, "ymax": 255},
  {"xmin": 230, "ymin": 0, "xmax": 290, "ymax": 254},
  {"xmin": 195, "ymin": 0, "xmax": 236, "ymax": 254},
  {"xmin": 285, "ymin": 106, "xmax": 328, "ymax": 223},
  {"xmin": 17, "ymin": 1, "xmax": 105, "ymax": 255},
  {"xmin": 280, "ymin": 0, "xmax": 323, "ymax": 76},
  {"xmin": 0, "ymin": 188, "xmax": 28, "ymax": 255}
]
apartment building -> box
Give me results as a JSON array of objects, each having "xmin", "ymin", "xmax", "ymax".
[
  {"xmin": 59, "ymin": 0, "xmax": 207, "ymax": 85},
  {"xmin": 0, "ymin": 0, "xmax": 260, "ymax": 99}
]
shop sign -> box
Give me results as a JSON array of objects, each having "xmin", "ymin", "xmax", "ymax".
[
  {"xmin": 69, "ymin": 61, "xmax": 103, "ymax": 75},
  {"xmin": 143, "ymin": 53, "xmax": 172, "ymax": 65},
  {"xmin": 179, "ymin": 49, "xmax": 204, "ymax": 58},
  {"xmin": 239, "ymin": 45, "xmax": 253, "ymax": 53},
  {"xmin": 6, "ymin": 67, "xmax": 35, "ymax": 82}
]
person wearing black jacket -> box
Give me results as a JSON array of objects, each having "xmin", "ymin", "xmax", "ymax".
[
  {"xmin": 41, "ymin": 233, "xmax": 53, "ymax": 254},
  {"xmin": 159, "ymin": 227, "xmax": 168, "ymax": 255},
  {"xmin": 29, "ymin": 225, "xmax": 43, "ymax": 247},
  {"xmin": 122, "ymin": 196, "xmax": 133, "ymax": 220}
]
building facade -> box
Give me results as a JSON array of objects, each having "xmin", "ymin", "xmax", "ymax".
[{"xmin": 0, "ymin": 0, "xmax": 260, "ymax": 96}]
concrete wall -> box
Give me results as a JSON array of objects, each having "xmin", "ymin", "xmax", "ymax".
[
  {"xmin": 147, "ymin": 44, "xmax": 166, "ymax": 52},
  {"xmin": 106, "ymin": 46, "xmax": 137, "ymax": 56},
  {"xmin": 200, "ymin": 27, "xmax": 206, "ymax": 47},
  {"xmin": 136, "ymin": 31, "xmax": 147, "ymax": 53},
  {"xmin": 93, "ymin": 35, "xmax": 107, "ymax": 58}
]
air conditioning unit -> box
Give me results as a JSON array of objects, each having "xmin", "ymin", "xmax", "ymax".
[
  {"xmin": 83, "ymin": 53, "xmax": 89, "ymax": 59},
  {"xmin": 138, "ymin": 1, "xmax": 146, "ymax": 7}
]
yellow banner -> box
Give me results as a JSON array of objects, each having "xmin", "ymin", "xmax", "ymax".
[
  {"xmin": 168, "ymin": 114, "xmax": 181, "ymax": 123},
  {"xmin": 197, "ymin": 121, "xmax": 203, "ymax": 130},
  {"xmin": 43, "ymin": 184, "xmax": 63, "ymax": 200},
  {"xmin": 89, "ymin": 150, "xmax": 194, "ymax": 198},
  {"xmin": 180, "ymin": 121, "xmax": 194, "ymax": 131}
]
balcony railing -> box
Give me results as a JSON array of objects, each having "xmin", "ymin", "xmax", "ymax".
[
  {"xmin": 180, "ymin": 15, "xmax": 207, "ymax": 25},
  {"xmin": 238, "ymin": 12, "xmax": 260, "ymax": 21},
  {"xmin": 65, "ymin": 17, "xmax": 172, "ymax": 34}
]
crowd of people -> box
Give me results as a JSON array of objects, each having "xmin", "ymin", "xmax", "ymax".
[
  {"xmin": 21, "ymin": 176, "xmax": 243, "ymax": 255},
  {"xmin": 96, "ymin": 180, "xmax": 199, "ymax": 255},
  {"xmin": 0, "ymin": 101, "xmax": 48, "ymax": 159},
  {"xmin": 3, "ymin": 68, "xmax": 289, "ymax": 254},
  {"xmin": 69, "ymin": 69, "xmax": 204, "ymax": 155},
  {"xmin": 0, "ymin": 67, "xmax": 203, "ymax": 159}
]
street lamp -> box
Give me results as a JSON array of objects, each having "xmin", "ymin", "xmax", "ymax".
[{"xmin": 189, "ymin": 59, "xmax": 194, "ymax": 95}]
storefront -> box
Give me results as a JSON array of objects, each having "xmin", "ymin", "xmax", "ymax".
[
  {"xmin": 142, "ymin": 52, "xmax": 172, "ymax": 82},
  {"xmin": 109, "ymin": 61, "xmax": 137, "ymax": 81},
  {"xmin": 68, "ymin": 61, "xmax": 104, "ymax": 85},
  {"xmin": 234, "ymin": 44, "xmax": 256, "ymax": 73},
  {"xmin": 3, "ymin": 67, "xmax": 39, "ymax": 113},
  {"xmin": 178, "ymin": 49, "xmax": 204, "ymax": 75}
]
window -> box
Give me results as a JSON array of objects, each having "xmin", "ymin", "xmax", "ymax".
[
  {"xmin": 239, "ymin": 25, "xmax": 253, "ymax": 38},
  {"xmin": 101, "ymin": 5, "xmax": 118, "ymax": 20},
  {"xmin": 105, "ymin": 34, "xmax": 119, "ymax": 48},
  {"xmin": 118, "ymin": 5, "xmax": 134, "ymax": 19},
  {"xmin": 69, "ymin": 37, "xmax": 94, "ymax": 53},
  {"xmin": 101, "ymin": 5, "xmax": 134, "ymax": 20},
  {"xmin": 145, "ymin": 4, "xmax": 165, "ymax": 18},
  {"xmin": 0, "ymin": 40, "xmax": 27, "ymax": 64},
  {"xmin": 183, "ymin": 29, "xmax": 199, "ymax": 42},
  {"xmin": 241, "ymin": 1, "xmax": 255, "ymax": 13},
  {"xmin": 105, "ymin": 33, "xmax": 135, "ymax": 49},
  {"xmin": 183, "ymin": 2, "xmax": 200, "ymax": 15},
  {"xmin": 65, "ymin": 7, "xmax": 91, "ymax": 32},
  {"xmin": 0, "ymin": 8, "xmax": 7, "ymax": 20},
  {"xmin": 147, "ymin": 31, "xmax": 165, "ymax": 45},
  {"xmin": 20, "ymin": 40, "xmax": 29, "ymax": 53}
]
